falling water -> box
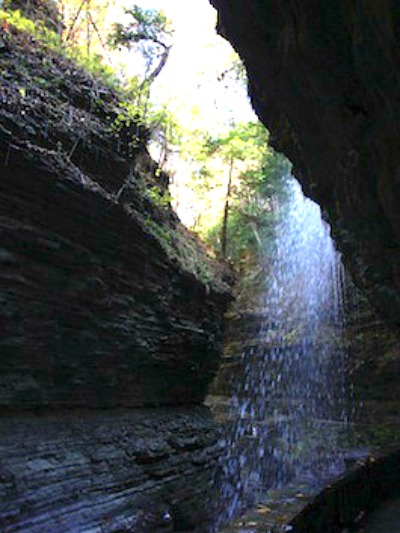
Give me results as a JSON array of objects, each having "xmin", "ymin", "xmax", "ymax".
[{"xmin": 215, "ymin": 176, "xmax": 350, "ymax": 524}]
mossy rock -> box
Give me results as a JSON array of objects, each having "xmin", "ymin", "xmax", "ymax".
[{"xmin": 6, "ymin": 0, "xmax": 61, "ymax": 32}]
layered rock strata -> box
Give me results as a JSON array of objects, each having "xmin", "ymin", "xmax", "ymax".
[
  {"xmin": 0, "ymin": 24, "xmax": 230, "ymax": 409},
  {"xmin": 0, "ymin": 407, "xmax": 221, "ymax": 533},
  {"xmin": 0, "ymin": 19, "xmax": 230, "ymax": 533}
]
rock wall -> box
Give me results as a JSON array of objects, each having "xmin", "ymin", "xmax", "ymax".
[
  {"xmin": 210, "ymin": 0, "xmax": 400, "ymax": 331},
  {"xmin": 211, "ymin": 270, "xmax": 400, "ymax": 431},
  {"xmin": 345, "ymin": 276, "xmax": 400, "ymax": 424},
  {"xmin": 0, "ymin": 25, "xmax": 230, "ymax": 410},
  {"xmin": 0, "ymin": 19, "xmax": 230, "ymax": 533},
  {"xmin": 0, "ymin": 407, "xmax": 221, "ymax": 533}
]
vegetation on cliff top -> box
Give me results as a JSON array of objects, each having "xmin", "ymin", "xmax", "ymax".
[{"xmin": 0, "ymin": 0, "xmax": 290, "ymax": 277}]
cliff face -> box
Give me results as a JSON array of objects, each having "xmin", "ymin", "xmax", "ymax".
[
  {"xmin": 0, "ymin": 21, "xmax": 230, "ymax": 532},
  {"xmin": 0, "ymin": 24, "xmax": 230, "ymax": 410},
  {"xmin": 210, "ymin": 0, "xmax": 400, "ymax": 330},
  {"xmin": 0, "ymin": 407, "xmax": 221, "ymax": 533}
]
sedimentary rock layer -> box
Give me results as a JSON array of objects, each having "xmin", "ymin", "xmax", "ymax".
[
  {"xmin": 0, "ymin": 26, "xmax": 230, "ymax": 408},
  {"xmin": 0, "ymin": 407, "xmax": 221, "ymax": 533},
  {"xmin": 0, "ymin": 21, "xmax": 229, "ymax": 533}
]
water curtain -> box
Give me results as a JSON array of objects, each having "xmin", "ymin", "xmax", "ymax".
[{"xmin": 219, "ymin": 177, "xmax": 349, "ymax": 522}]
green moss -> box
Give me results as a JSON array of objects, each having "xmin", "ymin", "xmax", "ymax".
[
  {"xmin": 142, "ymin": 216, "xmax": 219, "ymax": 289},
  {"xmin": 0, "ymin": 8, "xmax": 59, "ymax": 44},
  {"xmin": 0, "ymin": 9, "xmax": 120, "ymax": 89}
]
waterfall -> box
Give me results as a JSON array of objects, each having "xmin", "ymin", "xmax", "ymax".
[{"xmin": 215, "ymin": 176, "xmax": 350, "ymax": 524}]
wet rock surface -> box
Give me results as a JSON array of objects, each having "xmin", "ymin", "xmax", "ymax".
[
  {"xmin": 0, "ymin": 407, "xmax": 221, "ymax": 533},
  {"xmin": 209, "ymin": 260, "xmax": 400, "ymax": 532},
  {"xmin": 210, "ymin": 0, "xmax": 400, "ymax": 331},
  {"xmin": 344, "ymin": 277, "xmax": 400, "ymax": 424},
  {"xmin": 358, "ymin": 493, "xmax": 400, "ymax": 533},
  {"xmin": 217, "ymin": 447, "xmax": 400, "ymax": 533}
]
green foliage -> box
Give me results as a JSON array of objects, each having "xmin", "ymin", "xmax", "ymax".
[
  {"xmin": 109, "ymin": 98, "xmax": 182, "ymax": 158},
  {"xmin": 145, "ymin": 185, "xmax": 172, "ymax": 209},
  {"xmin": 108, "ymin": 4, "xmax": 173, "ymax": 90},
  {"xmin": 184, "ymin": 119, "xmax": 291, "ymax": 266},
  {"xmin": 222, "ymin": 153, "xmax": 291, "ymax": 265},
  {"xmin": 1, "ymin": 4, "xmax": 291, "ymax": 278},
  {"xmin": 0, "ymin": 8, "xmax": 63, "ymax": 48},
  {"xmin": 109, "ymin": 103, "xmax": 147, "ymax": 150},
  {"xmin": 0, "ymin": 8, "xmax": 120, "ymax": 88},
  {"xmin": 142, "ymin": 217, "xmax": 215, "ymax": 287},
  {"xmin": 1, "ymin": 6, "xmax": 173, "ymax": 147},
  {"xmin": 109, "ymin": 5, "xmax": 171, "ymax": 50},
  {"xmin": 74, "ymin": 52, "xmax": 120, "ymax": 88},
  {"xmin": 107, "ymin": 6, "xmax": 176, "ymax": 147}
]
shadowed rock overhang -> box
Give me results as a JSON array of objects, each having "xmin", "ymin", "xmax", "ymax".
[{"xmin": 211, "ymin": 0, "xmax": 400, "ymax": 330}]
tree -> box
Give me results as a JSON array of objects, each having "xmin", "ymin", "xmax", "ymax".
[
  {"xmin": 108, "ymin": 5, "xmax": 173, "ymax": 103},
  {"xmin": 60, "ymin": 0, "xmax": 116, "ymax": 57},
  {"xmin": 191, "ymin": 121, "xmax": 291, "ymax": 264},
  {"xmin": 201, "ymin": 122, "xmax": 268, "ymax": 259}
]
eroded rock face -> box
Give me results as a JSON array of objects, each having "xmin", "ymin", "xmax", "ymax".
[
  {"xmin": 0, "ymin": 148, "xmax": 226, "ymax": 408},
  {"xmin": 345, "ymin": 276, "xmax": 400, "ymax": 424},
  {"xmin": 0, "ymin": 22, "xmax": 229, "ymax": 533},
  {"xmin": 0, "ymin": 27, "xmax": 230, "ymax": 409},
  {"xmin": 0, "ymin": 407, "xmax": 221, "ymax": 533},
  {"xmin": 210, "ymin": 0, "xmax": 400, "ymax": 330}
]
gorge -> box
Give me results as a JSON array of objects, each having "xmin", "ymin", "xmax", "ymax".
[{"xmin": 1, "ymin": 1, "xmax": 400, "ymax": 532}]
